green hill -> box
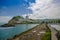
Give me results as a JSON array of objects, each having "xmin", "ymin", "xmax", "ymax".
[{"xmin": 0, "ymin": 16, "xmax": 36, "ymax": 27}]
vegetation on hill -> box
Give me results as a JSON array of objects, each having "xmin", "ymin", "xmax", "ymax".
[
  {"xmin": 1, "ymin": 15, "xmax": 60, "ymax": 27},
  {"xmin": 0, "ymin": 16, "xmax": 36, "ymax": 27},
  {"xmin": 12, "ymin": 16, "xmax": 24, "ymax": 19}
]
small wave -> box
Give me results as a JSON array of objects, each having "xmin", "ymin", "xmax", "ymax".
[{"xmin": 0, "ymin": 27, "xmax": 15, "ymax": 29}]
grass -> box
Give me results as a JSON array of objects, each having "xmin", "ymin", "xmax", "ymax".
[
  {"xmin": 41, "ymin": 29, "xmax": 51, "ymax": 40},
  {"xmin": 41, "ymin": 23, "xmax": 51, "ymax": 40}
]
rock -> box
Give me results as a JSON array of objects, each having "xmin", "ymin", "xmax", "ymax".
[{"xmin": 0, "ymin": 23, "xmax": 15, "ymax": 27}]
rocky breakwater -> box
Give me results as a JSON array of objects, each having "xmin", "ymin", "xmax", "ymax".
[{"xmin": 56, "ymin": 30, "xmax": 60, "ymax": 40}]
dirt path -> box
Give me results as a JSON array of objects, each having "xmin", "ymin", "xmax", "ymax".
[{"xmin": 48, "ymin": 25, "xmax": 58, "ymax": 40}]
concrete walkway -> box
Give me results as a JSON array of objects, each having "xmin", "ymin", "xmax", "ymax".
[{"xmin": 48, "ymin": 25, "xmax": 58, "ymax": 40}]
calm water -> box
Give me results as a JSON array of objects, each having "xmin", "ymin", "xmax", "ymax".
[{"xmin": 0, "ymin": 23, "xmax": 38, "ymax": 40}]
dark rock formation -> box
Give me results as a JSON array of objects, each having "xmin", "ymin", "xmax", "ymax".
[{"xmin": 0, "ymin": 23, "xmax": 15, "ymax": 27}]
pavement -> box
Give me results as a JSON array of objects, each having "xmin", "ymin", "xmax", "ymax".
[{"xmin": 48, "ymin": 25, "xmax": 58, "ymax": 40}]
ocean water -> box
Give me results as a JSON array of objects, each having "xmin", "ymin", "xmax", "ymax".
[{"xmin": 0, "ymin": 23, "xmax": 38, "ymax": 40}]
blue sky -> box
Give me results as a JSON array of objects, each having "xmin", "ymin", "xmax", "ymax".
[
  {"xmin": 0, "ymin": 0, "xmax": 60, "ymax": 22},
  {"xmin": 0, "ymin": 0, "xmax": 35, "ymax": 16}
]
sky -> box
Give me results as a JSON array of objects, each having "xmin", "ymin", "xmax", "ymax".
[{"xmin": 0, "ymin": 0, "xmax": 60, "ymax": 22}]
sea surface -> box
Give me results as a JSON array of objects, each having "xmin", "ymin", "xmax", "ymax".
[{"xmin": 0, "ymin": 23, "xmax": 38, "ymax": 40}]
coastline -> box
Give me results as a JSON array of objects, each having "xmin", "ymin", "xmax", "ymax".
[
  {"xmin": 0, "ymin": 23, "xmax": 39, "ymax": 27},
  {"xmin": 7, "ymin": 23, "xmax": 51, "ymax": 40}
]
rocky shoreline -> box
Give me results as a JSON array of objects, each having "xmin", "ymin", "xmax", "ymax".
[
  {"xmin": 56, "ymin": 30, "xmax": 60, "ymax": 40},
  {"xmin": 0, "ymin": 23, "xmax": 15, "ymax": 27}
]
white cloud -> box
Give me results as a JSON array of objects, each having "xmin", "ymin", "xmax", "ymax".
[
  {"xmin": 0, "ymin": 16, "xmax": 12, "ymax": 23},
  {"xmin": 23, "ymin": 0, "xmax": 60, "ymax": 19},
  {"xmin": 22, "ymin": 14, "xmax": 27, "ymax": 18}
]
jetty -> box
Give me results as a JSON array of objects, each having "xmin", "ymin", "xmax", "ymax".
[{"xmin": 7, "ymin": 23, "xmax": 59, "ymax": 40}]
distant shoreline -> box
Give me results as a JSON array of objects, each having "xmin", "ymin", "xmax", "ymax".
[
  {"xmin": 0, "ymin": 27, "xmax": 15, "ymax": 29},
  {"xmin": 0, "ymin": 23, "xmax": 39, "ymax": 27}
]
